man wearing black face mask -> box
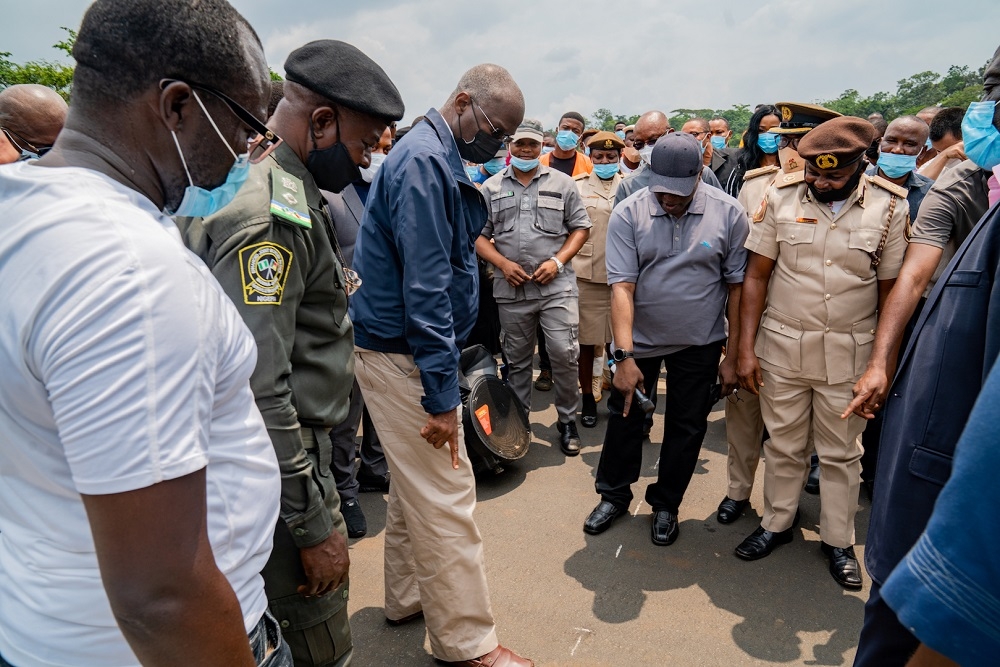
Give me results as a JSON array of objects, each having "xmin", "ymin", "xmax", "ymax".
[
  {"xmin": 735, "ymin": 117, "xmax": 909, "ymax": 591},
  {"xmin": 177, "ymin": 39, "xmax": 404, "ymax": 667}
]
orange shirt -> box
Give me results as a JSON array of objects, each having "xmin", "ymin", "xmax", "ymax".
[{"xmin": 540, "ymin": 151, "xmax": 593, "ymax": 177}]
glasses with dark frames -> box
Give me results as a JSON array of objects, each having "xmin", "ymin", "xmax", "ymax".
[{"xmin": 470, "ymin": 98, "xmax": 513, "ymax": 145}]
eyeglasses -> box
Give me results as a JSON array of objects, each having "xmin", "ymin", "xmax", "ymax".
[
  {"xmin": 160, "ymin": 79, "xmax": 283, "ymax": 164},
  {"xmin": 1, "ymin": 126, "xmax": 52, "ymax": 157},
  {"xmin": 471, "ymin": 98, "xmax": 513, "ymax": 145},
  {"xmin": 777, "ymin": 135, "xmax": 801, "ymax": 150},
  {"xmin": 631, "ymin": 134, "xmax": 667, "ymax": 151},
  {"xmin": 686, "ymin": 130, "xmax": 710, "ymax": 140}
]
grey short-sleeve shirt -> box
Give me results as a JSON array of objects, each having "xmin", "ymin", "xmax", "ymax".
[{"xmin": 606, "ymin": 184, "xmax": 748, "ymax": 358}]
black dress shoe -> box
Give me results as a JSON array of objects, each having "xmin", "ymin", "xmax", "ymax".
[
  {"xmin": 358, "ymin": 470, "xmax": 391, "ymax": 493},
  {"xmin": 341, "ymin": 500, "xmax": 367, "ymax": 538},
  {"xmin": 804, "ymin": 453, "xmax": 820, "ymax": 494},
  {"xmin": 584, "ymin": 500, "xmax": 624, "ymax": 535},
  {"xmin": 581, "ymin": 393, "xmax": 598, "ymax": 428},
  {"xmin": 386, "ymin": 610, "xmax": 424, "ymax": 627},
  {"xmin": 558, "ymin": 420, "xmax": 581, "ymax": 456},
  {"xmin": 650, "ymin": 510, "xmax": 679, "ymax": 546},
  {"xmin": 716, "ymin": 497, "xmax": 749, "ymax": 524},
  {"xmin": 734, "ymin": 525, "xmax": 793, "ymax": 560},
  {"xmin": 821, "ymin": 542, "xmax": 863, "ymax": 590}
]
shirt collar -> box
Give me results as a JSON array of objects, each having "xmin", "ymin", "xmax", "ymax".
[
  {"xmin": 272, "ymin": 141, "xmax": 323, "ymax": 210},
  {"xmin": 424, "ymin": 107, "xmax": 475, "ymax": 186}
]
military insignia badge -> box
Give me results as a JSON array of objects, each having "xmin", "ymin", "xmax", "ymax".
[
  {"xmin": 781, "ymin": 106, "xmax": 793, "ymax": 122},
  {"xmin": 239, "ymin": 242, "xmax": 293, "ymax": 305},
  {"xmin": 816, "ymin": 153, "xmax": 839, "ymax": 169},
  {"xmin": 282, "ymin": 192, "xmax": 298, "ymax": 206},
  {"xmin": 270, "ymin": 167, "xmax": 312, "ymax": 228},
  {"xmin": 281, "ymin": 176, "xmax": 298, "ymax": 193},
  {"xmin": 752, "ymin": 196, "xmax": 768, "ymax": 223}
]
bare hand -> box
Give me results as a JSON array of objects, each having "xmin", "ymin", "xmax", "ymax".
[
  {"xmin": 941, "ymin": 140, "xmax": 966, "ymax": 162},
  {"xmin": 841, "ymin": 366, "xmax": 889, "ymax": 420},
  {"xmin": 737, "ymin": 351, "xmax": 764, "ymax": 395},
  {"xmin": 612, "ymin": 358, "xmax": 644, "ymax": 418},
  {"xmin": 531, "ymin": 259, "xmax": 559, "ymax": 285},
  {"xmin": 501, "ymin": 260, "xmax": 531, "ymax": 288},
  {"xmin": 298, "ymin": 530, "xmax": 350, "ymax": 598},
  {"xmin": 718, "ymin": 355, "xmax": 739, "ymax": 397},
  {"xmin": 420, "ymin": 409, "xmax": 460, "ymax": 469}
]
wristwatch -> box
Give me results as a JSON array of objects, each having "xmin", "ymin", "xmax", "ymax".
[
  {"xmin": 550, "ymin": 256, "xmax": 565, "ymax": 273},
  {"xmin": 612, "ymin": 348, "xmax": 634, "ymax": 362}
]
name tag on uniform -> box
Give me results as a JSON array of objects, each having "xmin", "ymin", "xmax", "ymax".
[
  {"xmin": 491, "ymin": 191, "xmax": 514, "ymax": 201},
  {"xmin": 795, "ymin": 217, "xmax": 818, "ymax": 224},
  {"xmin": 538, "ymin": 190, "xmax": 562, "ymax": 199}
]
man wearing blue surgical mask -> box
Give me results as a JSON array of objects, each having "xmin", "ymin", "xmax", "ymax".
[
  {"xmin": 0, "ymin": 84, "xmax": 68, "ymax": 164},
  {"xmin": 867, "ymin": 116, "xmax": 934, "ymax": 221},
  {"xmin": 684, "ymin": 117, "xmax": 736, "ymax": 191},
  {"xmin": 540, "ymin": 111, "xmax": 594, "ymax": 178},
  {"xmin": 177, "ymin": 38, "xmax": 405, "ymax": 667}
]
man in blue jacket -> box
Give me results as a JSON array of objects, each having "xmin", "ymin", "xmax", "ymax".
[{"xmin": 350, "ymin": 64, "xmax": 532, "ymax": 667}]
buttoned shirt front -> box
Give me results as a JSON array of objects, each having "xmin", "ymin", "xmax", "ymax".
[
  {"xmin": 745, "ymin": 176, "xmax": 909, "ymax": 384},
  {"xmin": 480, "ymin": 164, "xmax": 591, "ymax": 302},
  {"xmin": 572, "ymin": 170, "xmax": 623, "ymax": 284}
]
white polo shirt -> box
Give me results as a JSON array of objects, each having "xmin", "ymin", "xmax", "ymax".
[{"xmin": 0, "ymin": 161, "xmax": 281, "ymax": 667}]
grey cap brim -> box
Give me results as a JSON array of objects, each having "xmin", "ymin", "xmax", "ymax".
[{"xmin": 648, "ymin": 172, "xmax": 699, "ymax": 196}]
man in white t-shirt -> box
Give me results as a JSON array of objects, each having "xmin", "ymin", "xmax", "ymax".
[{"xmin": 0, "ymin": 1, "xmax": 287, "ymax": 666}]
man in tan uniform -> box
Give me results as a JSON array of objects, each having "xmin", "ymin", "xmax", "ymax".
[
  {"xmin": 718, "ymin": 103, "xmax": 841, "ymax": 524},
  {"xmin": 734, "ymin": 117, "xmax": 909, "ymax": 590},
  {"xmin": 573, "ymin": 130, "xmax": 625, "ymax": 427}
]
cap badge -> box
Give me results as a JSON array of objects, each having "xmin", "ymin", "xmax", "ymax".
[
  {"xmin": 781, "ymin": 106, "xmax": 793, "ymax": 122},
  {"xmin": 816, "ymin": 154, "xmax": 839, "ymax": 169},
  {"xmin": 603, "ymin": 139, "xmax": 613, "ymax": 149}
]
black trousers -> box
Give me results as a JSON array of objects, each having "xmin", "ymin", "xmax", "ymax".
[
  {"xmin": 853, "ymin": 581, "xmax": 918, "ymax": 667},
  {"xmin": 595, "ymin": 341, "xmax": 723, "ymax": 514}
]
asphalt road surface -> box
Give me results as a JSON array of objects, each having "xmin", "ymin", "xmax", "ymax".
[{"xmin": 345, "ymin": 367, "xmax": 870, "ymax": 666}]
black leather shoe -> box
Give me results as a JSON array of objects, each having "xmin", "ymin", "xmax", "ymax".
[
  {"xmin": 804, "ymin": 453, "xmax": 820, "ymax": 494},
  {"xmin": 581, "ymin": 393, "xmax": 598, "ymax": 428},
  {"xmin": 386, "ymin": 610, "xmax": 423, "ymax": 627},
  {"xmin": 650, "ymin": 510, "xmax": 679, "ymax": 546},
  {"xmin": 716, "ymin": 497, "xmax": 749, "ymax": 524},
  {"xmin": 358, "ymin": 470, "xmax": 390, "ymax": 493},
  {"xmin": 734, "ymin": 525, "xmax": 793, "ymax": 560},
  {"xmin": 584, "ymin": 500, "xmax": 624, "ymax": 535},
  {"xmin": 821, "ymin": 542, "xmax": 863, "ymax": 590},
  {"xmin": 341, "ymin": 500, "xmax": 367, "ymax": 538},
  {"xmin": 558, "ymin": 420, "xmax": 581, "ymax": 456}
]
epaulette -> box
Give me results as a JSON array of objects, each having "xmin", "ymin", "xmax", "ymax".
[
  {"xmin": 574, "ymin": 172, "xmax": 590, "ymax": 181},
  {"xmin": 775, "ymin": 171, "xmax": 805, "ymax": 189},
  {"xmin": 269, "ymin": 166, "xmax": 312, "ymax": 229},
  {"xmin": 865, "ymin": 173, "xmax": 909, "ymax": 199},
  {"xmin": 743, "ymin": 165, "xmax": 780, "ymax": 182}
]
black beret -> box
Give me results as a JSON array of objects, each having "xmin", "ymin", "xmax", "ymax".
[
  {"xmin": 284, "ymin": 40, "xmax": 404, "ymax": 122},
  {"xmin": 797, "ymin": 116, "xmax": 876, "ymax": 170}
]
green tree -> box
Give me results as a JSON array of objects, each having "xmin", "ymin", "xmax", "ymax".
[
  {"xmin": 590, "ymin": 108, "xmax": 639, "ymax": 131},
  {"xmin": 0, "ymin": 27, "xmax": 76, "ymax": 100}
]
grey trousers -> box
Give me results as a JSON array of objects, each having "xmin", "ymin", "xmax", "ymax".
[
  {"xmin": 498, "ymin": 294, "xmax": 580, "ymax": 423},
  {"xmin": 330, "ymin": 379, "xmax": 388, "ymax": 503}
]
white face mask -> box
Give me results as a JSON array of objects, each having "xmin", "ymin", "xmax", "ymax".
[
  {"xmin": 639, "ymin": 146, "xmax": 653, "ymax": 165},
  {"xmin": 358, "ymin": 151, "xmax": 387, "ymax": 183}
]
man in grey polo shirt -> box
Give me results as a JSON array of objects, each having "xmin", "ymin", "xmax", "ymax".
[{"xmin": 583, "ymin": 133, "xmax": 748, "ymax": 546}]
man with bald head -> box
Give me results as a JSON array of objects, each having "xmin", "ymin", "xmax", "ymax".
[
  {"xmin": 683, "ymin": 116, "xmax": 736, "ymax": 192},
  {"xmin": 0, "ymin": 84, "xmax": 68, "ymax": 163},
  {"xmin": 350, "ymin": 64, "xmax": 532, "ymax": 667},
  {"xmin": 0, "ymin": 0, "xmax": 288, "ymax": 665},
  {"xmin": 614, "ymin": 110, "xmax": 722, "ymax": 207}
]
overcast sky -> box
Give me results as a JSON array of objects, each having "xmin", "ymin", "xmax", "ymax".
[{"xmin": 4, "ymin": 0, "xmax": 999, "ymax": 128}]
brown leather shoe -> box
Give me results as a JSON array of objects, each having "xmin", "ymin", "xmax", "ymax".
[{"xmin": 437, "ymin": 644, "xmax": 534, "ymax": 667}]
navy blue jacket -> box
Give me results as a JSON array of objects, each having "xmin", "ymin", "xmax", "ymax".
[
  {"xmin": 350, "ymin": 108, "xmax": 488, "ymax": 415},
  {"xmin": 866, "ymin": 201, "xmax": 1000, "ymax": 585}
]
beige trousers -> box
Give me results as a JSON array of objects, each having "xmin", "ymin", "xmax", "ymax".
[
  {"xmin": 724, "ymin": 390, "xmax": 765, "ymax": 501},
  {"xmin": 758, "ymin": 369, "xmax": 866, "ymax": 548},
  {"xmin": 354, "ymin": 349, "xmax": 498, "ymax": 662}
]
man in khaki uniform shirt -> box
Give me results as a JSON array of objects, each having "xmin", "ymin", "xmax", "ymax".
[
  {"xmin": 734, "ymin": 117, "xmax": 909, "ymax": 591},
  {"xmin": 719, "ymin": 103, "xmax": 841, "ymax": 525},
  {"xmin": 573, "ymin": 131, "xmax": 625, "ymax": 427}
]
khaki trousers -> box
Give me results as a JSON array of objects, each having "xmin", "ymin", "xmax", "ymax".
[
  {"xmin": 724, "ymin": 390, "xmax": 765, "ymax": 501},
  {"xmin": 758, "ymin": 369, "xmax": 866, "ymax": 547},
  {"xmin": 354, "ymin": 349, "xmax": 498, "ymax": 662}
]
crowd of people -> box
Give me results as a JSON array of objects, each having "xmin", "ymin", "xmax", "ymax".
[{"xmin": 1, "ymin": 1, "xmax": 999, "ymax": 666}]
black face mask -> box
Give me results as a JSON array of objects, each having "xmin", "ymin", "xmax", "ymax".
[
  {"xmin": 454, "ymin": 111, "xmax": 504, "ymax": 164},
  {"xmin": 306, "ymin": 128, "xmax": 360, "ymax": 194},
  {"xmin": 809, "ymin": 161, "xmax": 866, "ymax": 203}
]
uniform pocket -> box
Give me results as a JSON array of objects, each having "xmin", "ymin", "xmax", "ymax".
[
  {"xmin": 851, "ymin": 315, "xmax": 877, "ymax": 377},
  {"xmin": 775, "ymin": 222, "xmax": 816, "ymax": 272},
  {"xmin": 490, "ymin": 196, "xmax": 517, "ymax": 234},
  {"xmin": 845, "ymin": 228, "xmax": 881, "ymax": 278},
  {"xmin": 536, "ymin": 196, "xmax": 565, "ymax": 234},
  {"xmin": 757, "ymin": 308, "xmax": 803, "ymax": 372},
  {"xmin": 574, "ymin": 242, "xmax": 594, "ymax": 281}
]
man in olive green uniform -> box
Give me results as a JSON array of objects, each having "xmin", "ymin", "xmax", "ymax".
[
  {"xmin": 177, "ymin": 40, "xmax": 404, "ymax": 666},
  {"xmin": 734, "ymin": 117, "xmax": 909, "ymax": 590},
  {"xmin": 718, "ymin": 103, "xmax": 842, "ymax": 524}
]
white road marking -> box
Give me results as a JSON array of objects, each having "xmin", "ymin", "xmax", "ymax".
[
  {"xmin": 633, "ymin": 500, "xmax": 643, "ymax": 516},
  {"xmin": 615, "ymin": 544, "xmax": 623, "ymax": 558}
]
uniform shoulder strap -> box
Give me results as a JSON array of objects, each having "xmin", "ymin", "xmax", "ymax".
[
  {"xmin": 775, "ymin": 171, "xmax": 805, "ymax": 189},
  {"xmin": 269, "ymin": 166, "xmax": 313, "ymax": 229},
  {"xmin": 743, "ymin": 165, "xmax": 780, "ymax": 182},
  {"xmin": 865, "ymin": 173, "xmax": 909, "ymax": 199}
]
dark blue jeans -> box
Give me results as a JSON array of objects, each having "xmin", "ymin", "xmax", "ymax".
[{"xmin": 1, "ymin": 611, "xmax": 292, "ymax": 667}]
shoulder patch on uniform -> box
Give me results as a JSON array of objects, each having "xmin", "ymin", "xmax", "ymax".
[
  {"xmin": 239, "ymin": 241, "xmax": 293, "ymax": 306},
  {"xmin": 776, "ymin": 171, "xmax": 805, "ymax": 189},
  {"xmin": 752, "ymin": 194, "xmax": 768, "ymax": 223},
  {"xmin": 743, "ymin": 165, "xmax": 780, "ymax": 182},
  {"xmin": 269, "ymin": 167, "xmax": 312, "ymax": 229},
  {"xmin": 865, "ymin": 173, "xmax": 909, "ymax": 199}
]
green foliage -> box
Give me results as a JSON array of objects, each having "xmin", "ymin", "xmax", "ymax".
[
  {"xmin": 0, "ymin": 27, "xmax": 76, "ymax": 100},
  {"xmin": 590, "ymin": 107, "xmax": 639, "ymax": 131},
  {"xmin": 269, "ymin": 69, "xmax": 284, "ymax": 81}
]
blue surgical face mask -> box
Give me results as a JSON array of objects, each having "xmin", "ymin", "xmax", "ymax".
[
  {"xmin": 593, "ymin": 162, "xmax": 620, "ymax": 179},
  {"xmin": 510, "ymin": 155, "xmax": 540, "ymax": 172},
  {"xmin": 556, "ymin": 130, "xmax": 580, "ymax": 151},
  {"xmin": 541, "ymin": 146, "xmax": 554, "ymax": 155},
  {"xmin": 877, "ymin": 151, "xmax": 918, "ymax": 178},
  {"xmin": 465, "ymin": 164, "xmax": 479, "ymax": 180},
  {"xmin": 925, "ymin": 137, "xmax": 933, "ymax": 150},
  {"xmin": 757, "ymin": 132, "xmax": 780, "ymax": 154},
  {"xmin": 615, "ymin": 130, "xmax": 626, "ymax": 140},
  {"xmin": 962, "ymin": 100, "xmax": 1000, "ymax": 171},
  {"xmin": 170, "ymin": 90, "xmax": 250, "ymax": 218},
  {"xmin": 710, "ymin": 135, "xmax": 727, "ymax": 151},
  {"xmin": 584, "ymin": 146, "xmax": 591, "ymax": 156},
  {"xmin": 483, "ymin": 157, "xmax": 506, "ymax": 175}
]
